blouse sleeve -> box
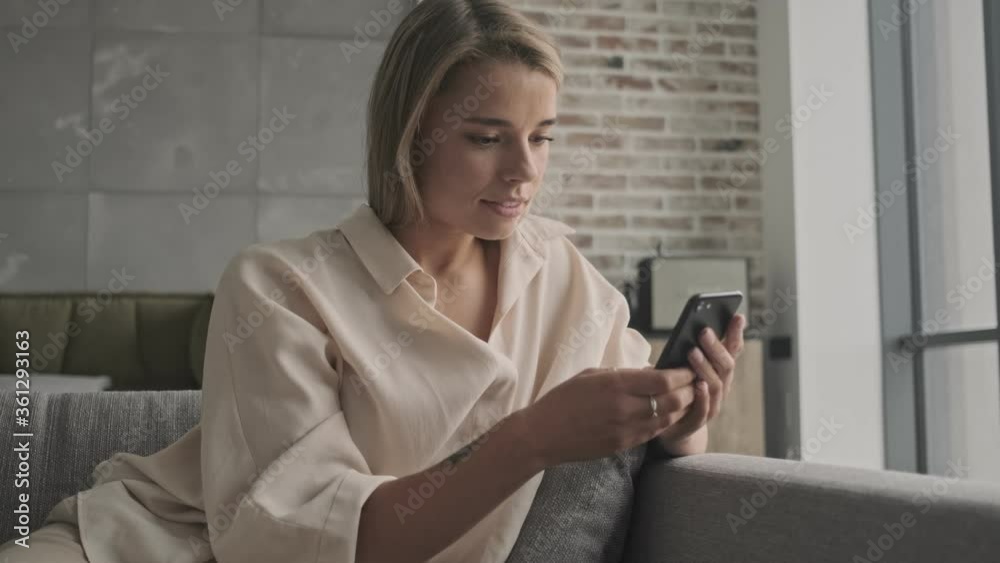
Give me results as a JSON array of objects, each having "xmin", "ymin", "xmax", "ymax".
[
  {"xmin": 599, "ymin": 289, "xmax": 654, "ymax": 370},
  {"xmin": 200, "ymin": 246, "xmax": 396, "ymax": 563}
]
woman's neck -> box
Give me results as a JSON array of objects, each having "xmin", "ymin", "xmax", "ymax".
[{"xmin": 390, "ymin": 220, "xmax": 487, "ymax": 280}]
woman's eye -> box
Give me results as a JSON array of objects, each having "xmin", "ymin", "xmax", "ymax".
[
  {"xmin": 470, "ymin": 135, "xmax": 500, "ymax": 147},
  {"xmin": 467, "ymin": 135, "xmax": 554, "ymax": 147}
]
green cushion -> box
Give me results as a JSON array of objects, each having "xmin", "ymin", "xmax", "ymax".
[
  {"xmin": 0, "ymin": 297, "xmax": 74, "ymax": 374},
  {"xmin": 0, "ymin": 293, "xmax": 213, "ymax": 390},
  {"xmin": 132, "ymin": 297, "xmax": 207, "ymax": 389},
  {"xmin": 189, "ymin": 298, "xmax": 214, "ymax": 387},
  {"xmin": 63, "ymin": 296, "xmax": 146, "ymax": 387}
]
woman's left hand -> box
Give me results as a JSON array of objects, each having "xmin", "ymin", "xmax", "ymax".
[{"xmin": 655, "ymin": 313, "xmax": 747, "ymax": 455}]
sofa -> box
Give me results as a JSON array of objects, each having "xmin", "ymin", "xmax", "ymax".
[{"xmin": 1, "ymin": 390, "xmax": 999, "ymax": 562}]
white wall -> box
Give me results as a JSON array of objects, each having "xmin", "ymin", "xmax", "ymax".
[{"xmin": 759, "ymin": 0, "xmax": 884, "ymax": 468}]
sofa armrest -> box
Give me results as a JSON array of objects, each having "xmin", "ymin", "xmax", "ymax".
[{"xmin": 622, "ymin": 453, "xmax": 1000, "ymax": 563}]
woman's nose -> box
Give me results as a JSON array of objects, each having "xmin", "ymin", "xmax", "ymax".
[{"xmin": 501, "ymin": 140, "xmax": 539, "ymax": 184}]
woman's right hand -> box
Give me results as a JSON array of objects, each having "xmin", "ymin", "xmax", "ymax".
[{"xmin": 520, "ymin": 366, "xmax": 699, "ymax": 467}]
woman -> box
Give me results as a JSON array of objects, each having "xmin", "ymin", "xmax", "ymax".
[{"xmin": 0, "ymin": 0, "xmax": 744, "ymax": 561}]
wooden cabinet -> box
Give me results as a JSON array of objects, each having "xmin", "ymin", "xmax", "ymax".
[{"xmin": 645, "ymin": 337, "xmax": 765, "ymax": 456}]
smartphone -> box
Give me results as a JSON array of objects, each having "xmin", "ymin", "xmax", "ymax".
[{"xmin": 654, "ymin": 291, "xmax": 744, "ymax": 369}]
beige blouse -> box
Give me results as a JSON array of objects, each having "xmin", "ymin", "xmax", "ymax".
[{"xmin": 45, "ymin": 203, "xmax": 652, "ymax": 563}]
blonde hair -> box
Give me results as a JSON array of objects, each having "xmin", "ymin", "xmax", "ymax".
[{"xmin": 365, "ymin": 0, "xmax": 563, "ymax": 230}]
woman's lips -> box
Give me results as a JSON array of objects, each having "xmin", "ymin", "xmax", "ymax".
[{"xmin": 482, "ymin": 200, "xmax": 525, "ymax": 218}]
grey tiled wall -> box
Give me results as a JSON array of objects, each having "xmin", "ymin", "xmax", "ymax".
[{"xmin": 0, "ymin": 0, "xmax": 407, "ymax": 292}]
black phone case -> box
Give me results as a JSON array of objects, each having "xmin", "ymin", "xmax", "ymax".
[{"xmin": 654, "ymin": 292, "xmax": 743, "ymax": 369}]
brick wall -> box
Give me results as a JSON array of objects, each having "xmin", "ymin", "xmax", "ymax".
[{"xmin": 508, "ymin": 0, "xmax": 765, "ymax": 320}]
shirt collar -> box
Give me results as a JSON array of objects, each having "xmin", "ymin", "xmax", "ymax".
[{"xmin": 337, "ymin": 203, "xmax": 575, "ymax": 296}]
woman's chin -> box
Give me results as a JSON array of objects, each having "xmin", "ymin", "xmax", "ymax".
[{"xmin": 474, "ymin": 224, "xmax": 516, "ymax": 242}]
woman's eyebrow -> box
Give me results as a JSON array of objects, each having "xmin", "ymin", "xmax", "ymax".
[{"xmin": 463, "ymin": 116, "xmax": 558, "ymax": 127}]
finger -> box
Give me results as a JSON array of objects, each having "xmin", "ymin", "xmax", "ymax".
[
  {"xmin": 662, "ymin": 383, "xmax": 696, "ymax": 413},
  {"xmin": 724, "ymin": 314, "xmax": 746, "ymax": 357},
  {"xmin": 699, "ymin": 334, "xmax": 736, "ymax": 398},
  {"xmin": 715, "ymin": 319, "xmax": 742, "ymax": 397},
  {"xmin": 699, "ymin": 327, "xmax": 736, "ymax": 384},
  {"xmin": 677, "ymin": 379, "xmax": 711, "ymax": 432},
  {"xmin": 688, "ymin": 347, "xmax": 723, "ymax": 420},
  {"xmin": 645, "ymin": 380, "xmax": 709, "ymax": 442},
  {"xmin": 657, "ymin": 384, "xmax": 696, "ymax": 426},
  {"xmin": 619, "ymin": 367, "xmax": 695, "ymax": 397},
  {"xmin": 626, "ymin": 383, "xmax": 695, "ymax": 425}
]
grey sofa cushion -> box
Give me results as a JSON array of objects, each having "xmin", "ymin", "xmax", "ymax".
[
  {"xmin": 505, "ymin": 444, "xmax": 647, "ymax": 563},
  {"xmin": 0, "ymin": 390, "xmax": 201, "ymax": 544}
]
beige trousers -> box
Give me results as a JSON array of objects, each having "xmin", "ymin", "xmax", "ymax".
[
  {"xmin": 0, "ymin": 496, "xmax": 88, "ymax": 562},
  {"xmin": 0, "ymin": 522, "xmax": 88, "ymax": 562}
]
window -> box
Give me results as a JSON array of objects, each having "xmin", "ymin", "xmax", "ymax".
[{"xmin": 871, "ymin": 0, "xmax": 1000, "ymax": 481}]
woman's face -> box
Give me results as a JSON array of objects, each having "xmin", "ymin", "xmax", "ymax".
[{"xmin": 412, "ymin": 60, "xmax": 558, "ymax": 240}]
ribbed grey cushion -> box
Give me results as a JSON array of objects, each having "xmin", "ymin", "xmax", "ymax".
[
  {"xmin": 0, "ymin": 390, "xmax": 201, "ymax": 544},
  {"xmin": 623, "ymin": 453, "xmax": 1000, "ymax": 563},
  {"xmin": 505, "ymin": 444, "xmax": 647, "ymax": 562}
]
